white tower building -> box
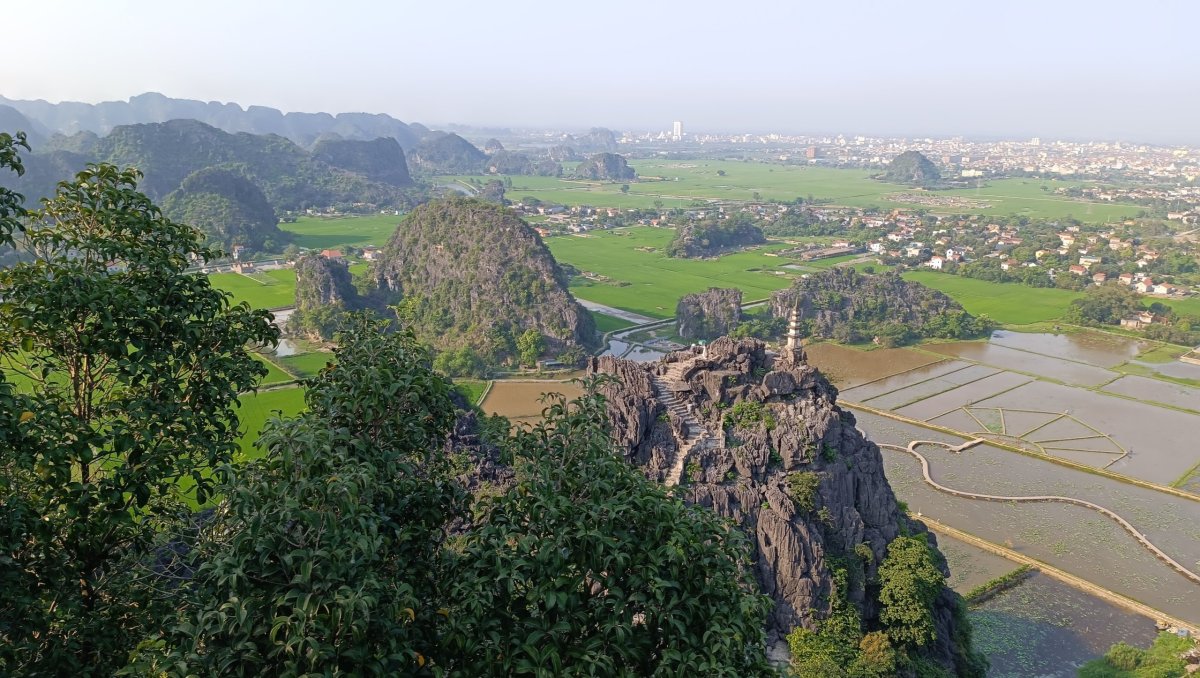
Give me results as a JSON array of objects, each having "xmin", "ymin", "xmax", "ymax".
[{"xmin": 671, "ymin": 121, "xmax": 683, "ymax": 141}]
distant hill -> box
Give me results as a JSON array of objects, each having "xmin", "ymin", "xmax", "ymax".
[
  {"xmin": 573, "ymin": 153, "xmax": 635, "ymax": 181},
  {"xmin": 882, "ymin": 150, "xmax": 941, "ymax": 185},
  {"xmin": 409, "ymin": 133, "xmax": 487, "ymax": 174},
  {"xmin": 484, "ymin": 150, "xmax": 561, "ymax": 177},
  {"xmin": 565, "ymin": 127, "xmax": 618, "ymax": 153},
  {"xmin": 1, "ymin": 119, "xmax": 416, "ymax": 212},
  {"xmin": 310, "ymin": 136, "xmax": 413, "ymax": 186},
  {"xmin": 0, "ymin": 92, "xmax": 434, "ymax": 149},
  {"xmin": 667, "ymin": 215, "xmax": 765, "ymax": 258},
  {"xmin": 162, "ymin": 167, "xmax": 289, "ymax": 254},
  {"xmin": 0, "ymin": 105, "xmax": 45, "ymax": 147},
  {"xmin": 770, "ymin": 268, "xmax": 991, "ymax": 345},
  {"xmin": 371, "ymin": 198, "xmax": 597, "ymax": 364}
]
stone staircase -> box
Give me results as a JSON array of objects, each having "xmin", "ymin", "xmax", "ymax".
[{"xmin": 651, "ymin": 360, "xmax": 710, "ymax": 486}]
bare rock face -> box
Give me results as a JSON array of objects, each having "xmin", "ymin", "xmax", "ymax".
[
  {"xmin": 675, "ymin": 287, "xmax": 742, "ymax": 341},
  {"xmin": 589, "ymin": 336, "xmax": 976, "ymax": 674},
  {"xmin": 294, "ymin": 254, "xmax": 358, "ymax": 311}
]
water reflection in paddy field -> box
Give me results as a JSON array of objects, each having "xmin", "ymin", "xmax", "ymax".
[
  {"xmin": 480, "ymin": 380, "xmax": 585, "ymax": 427},
  {"xmin": 925, "ymin": 341, "xmax": 1115, "ymax": 387},
  {"xmin": 803, "ymin": 343, "xmax": 940, "ymax": 388},
  {"xmin": 1102, "ymin": 374, "xmax": 1200, "ymax": 413},
  {"xmin": 855, "ymin": 409, "xmax": 1200, "ymax": 624},
  {"xmin": 970, "ymin": 573, "xmax": 1158, "ymax": 678},
  {"xmin": 988, "ymin": 329, "xmax": 1150, "ymax": 368}
]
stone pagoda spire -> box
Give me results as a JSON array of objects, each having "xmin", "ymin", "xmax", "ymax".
[{"xmin": 784, "ymin": 306, "xmax": 806, "ymax": 365}]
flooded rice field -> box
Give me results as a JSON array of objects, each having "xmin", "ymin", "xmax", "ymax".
[
  {"xmin": 925, "ymin": 341, "xmax": 1115, "ymax": 387},
  {"xmin": 855, "ymin": 409, "xmax": 1200, "ymax": 625},
  {"xmin": 938, "ymin": 534, "xmax": 1158, "ymax": 677},
  {"xmin": 970, "ymin": 573, "xmax": 1158, "ymax": 677},
  {"xmin": 802, "ymin": 343, "xmax": 940, "ymax": 387},
  {"xmin": 988, "ymin": 329, "xmax": 1150, "ymax": 368},
  {"xmin": 1103, "ymin": 374, "xmax": 1200, "ymax": 412},
  {"xmin": 480, "ymin": 380, "xmax": 585, "ymax": 427},
  {"xmin": 829, "ymin": 330, "xmax": 1200, "ymax": 487}
]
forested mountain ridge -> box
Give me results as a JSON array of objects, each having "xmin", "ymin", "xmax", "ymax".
[
  {"xmin": 0, "ymin": 119, "xmax": 417, "ymax": 213},
  {"xmin": 770, "ymin": 268, "xmax": 993, "ymax": 345},
  {"xmin": 0, "ymin": 91, "xmax": 434, "ymax": 148},
  {"xmin": 161, "ymin": 167, "xmax": 289, "ymax": 254},
  {"xmin": 371, "ymin": 198, "xmax": 598, "ymax": 366}
]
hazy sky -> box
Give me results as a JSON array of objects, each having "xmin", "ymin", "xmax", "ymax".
[{"xmin": 4, "ymin": 0, "xmax": 1199, "ymax": 143}]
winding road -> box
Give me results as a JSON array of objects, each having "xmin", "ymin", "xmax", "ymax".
[{"xmin": 881, "ymin": 438, "xmax": 1200, "ymax": 587}]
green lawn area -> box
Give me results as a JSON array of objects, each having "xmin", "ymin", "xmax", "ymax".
[
  {"xmin": 454, "ymin": 379, "xmax": 488, "ymax": 404},
  {"xmin": 805, "ymin": 253, "xmax": 862, "ymax": 269},
  {"xmin": 210, "ymin": 268, "xmax": 297, "ymax": 309},
  {"xmin": 235, "ymin": 386, "xmax": 307, "ymax": 458},
  {"xmin": 278, "ymin": 214, "xmax": 403, "ymax": 250},
  {"xmin": 447, "ymin": 162, "xmax": 1141, "ymax": 223},
  {"xmin": 252, "ymin": 353, "xmax": 294, "ymax": 386},
  {"xmin": 592, "ymin": 312, "xmax": 636, "ymax": 334},
  {"xmin": 547, "ymin": 227, "xmax": 798, "ymax": 319},
  {"xmin": 901, "ymin": 271, "xmax": 1084, "ymax": 325},
  {"xmin": 1159, "ymin": 295, "xmax": 1200, "ymax": 318},
  {"xmin": 277, "ymin": 351, "xmax": 335, "ymax": 379}
]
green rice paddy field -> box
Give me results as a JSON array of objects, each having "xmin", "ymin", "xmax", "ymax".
[
  {"xmin": 449, "ymin": 161, "xmax": 1143, "ymax": 223},
  {"xmin": 281, "ymin": 214, "xmax": 402, "ymax": 250},
  {"xmin": 900, "ymin": 272, "xmax": 1085, "ymax": 325},
  {"xmin": 546, "ymin": 228, "xmax": 798, "ymax": 319}
]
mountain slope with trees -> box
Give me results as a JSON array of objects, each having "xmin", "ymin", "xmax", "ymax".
[
  {"xmin": 371, "ymin": 198, "xmax": 597, "ymax": 366},
  {"xmin": 770, "ymin": 269, "xmax": 993, "ymax": 345},
  {"xmin": 573, "ymin": 152, "xmax": 635, "ymax": 180},
  {"xmin": 409, "ymin": 133, "xmax": 487, "ymax": 174},
  {"xmin": 881, "ymin": 150, "xmax": 941, "ymax": 186},
  {"xmin": 161, "ymin": 167, "xmax": 289, "ymax": 254},
  {"xmin": 667, "ymin": 214, "xmax": 767, "ymax": 258}
]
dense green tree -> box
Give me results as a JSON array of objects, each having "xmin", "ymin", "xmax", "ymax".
[
  {"xmin": 517, "ymin": 328, "xmax": 545, "ymax": 367},
  {"xmin": 443, "ymin": 384, "xmax": 773, "ymax": 675},
  {"xmin": 138, "ymin": 315, "xmax": 462, "ymax": 675},
  {"xmin": 878, "ymin": 536, "xmax": 945, "ymax": 648},
  {"xmin": 161, "ymin": 167, "xmax": 288, "ymax": 254},
  {"xmin": 0, "ymin": 164, "xmax": 276, "ymax": 674}
]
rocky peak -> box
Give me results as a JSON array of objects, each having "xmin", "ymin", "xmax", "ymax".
[{"xmin": 589, "ymin": 336, "xmax": 977, "ymax": 673}]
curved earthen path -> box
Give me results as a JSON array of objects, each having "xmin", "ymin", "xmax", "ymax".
[{"xmin": 881, "ymin": 438, "xmax": 1200, "ymax": 586}]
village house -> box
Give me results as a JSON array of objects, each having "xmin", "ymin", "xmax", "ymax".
[
  {"xmin": 361, "ymin": 246, "xmax": 382, "ymax": 261},
  {"xmin": 1154, "ymin": 283, "xmax": 1175, "ymax": 295},
  {"xmin": 1092, "ymin": 272, "xmax": 1107, "ymax": 284},
  {"xmin": 1118, "ymin": 272, "xmax": 1134, "ymax": 285},
  {"xmin": 1001, "ymin": 259, "xmax": 1017, "ymax": 271},
  {"xmin": 319, "ymin": 249, "xmax": 343, "ymax": 260},
  {"xmin": 926, "ymin": 255, "xmax": 945, "ymax": 270},
  {"xmin": 1069, "ymin": 264, "xmax": 1088, "ymax": 276},
  {"xmin": 1135, "ymin": 279, "xmax": 1155, "ymax": 293},
  {"xmin": 1079, "ymin": 255, "xmax": 1103, "ymax": 268},
  {"xmin": 231, "ymin": 261, "xmax": 256, "ymax": 274},
  {"xmin": 1120, "ymin": 310, "xmax": 1158, "ymax": 329}
]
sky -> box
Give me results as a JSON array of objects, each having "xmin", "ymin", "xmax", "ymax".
[{"xmin": 3, "ymin": 0, "xmax": 1199, "ymax": 144}]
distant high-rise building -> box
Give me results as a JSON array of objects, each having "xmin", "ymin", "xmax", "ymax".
[{"xmin": 672, "ymin": 120, "xmax": 683, "ymax": 141}]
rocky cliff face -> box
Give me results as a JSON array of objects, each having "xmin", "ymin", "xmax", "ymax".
[
  {"xmin": 294, "ymin": 254, "xmax": 358, "ymax": 311},
  {"xmin": 676, "ymin": 287, "xmax": 742, "ymax": 340},
  {"xmin": 572, "ymin": 153, "xmax": 635, "ymax": 181},
  {"xmin": 588, "ymin": 337, "xmax": 978, "ymax": 674}
]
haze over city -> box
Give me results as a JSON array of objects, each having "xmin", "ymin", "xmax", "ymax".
[{"xmin": 4, "ymin": 0, "xmax": 1199, "ymax": 144}]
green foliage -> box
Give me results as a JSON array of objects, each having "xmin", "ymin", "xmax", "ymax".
[
  {"xmin": 443, "ymin": 382, "xmax": 773, "ymax": 675},
  {"xmin": 685, "ymin": 460, "xmax": 703, "ymax": 483},
  {"xmin": 573, "ymin": 152, "xmax": 635, "ymax": 181},
  {"xmin": 435, "ymin": 345, "xmax": 488, "ymax": 378},
  {"xmin": 727, "ymin": 400, "xmax": 776, "ymax": 430},
  {"xmin": 878, "ymin": 536, "xmax": 946, "ymax": 648},
  {"xmin": 962, "ymin": 564, "xmax": 1033, "ymax": 606},
  {"xmin": 140, "ymin": 315, "xmax": 461, "ymax": 675},
  {"xmin": 0, "ymin": 164, "xmax": 276, "ymax": 674},
  {"xmin": 410, "ymin": 133, "xmax": 486, "ymax": 174},
  {"xmin": 161, "ymin": 166, "xmax": 287, "ymax": 254},
  {"xmin": 516, "ymin": 328, "xmax": 546, "ymax": 367},
  {"xmin": 786, "ymin": 471, "xmax": 822, "ymax": 513},
  {"xmin": 0, "ymin": 131, "xmax": 29, "ymax": 245},
  {"xmin": 1078, "ymin": 632, "xmax": 1194, "ymax": 678},
  {"xmin": 668, "ymin": 213, "xmax": 766, "ymax": 258}
]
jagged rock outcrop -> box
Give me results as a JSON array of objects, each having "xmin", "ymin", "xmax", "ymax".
[
  {"xmin": 666, "ymin": 217, "xmax": 766, "ymax": 258},
  {"xmin": 294, "ymin": 254, "xmax": 358, "ymax": 311},
  {"xmin": 676, "ymin": 287, "xmax": 743, "ymax": 340},
  {"xmin": 573, "ymin": 152, "xmax": 635, "ymax": 181},
  {"xmin": 589, "ymin": 337, "xmax": 980, "ymax": 675}
]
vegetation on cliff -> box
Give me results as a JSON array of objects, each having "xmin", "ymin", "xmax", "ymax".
[
  {"xmin": 881, "ymin": 150, "xmax": 941, "ymax": 186},
  {"xmin": 289, "ymin": 253, "xmax": 363, "ymax": 339},
  {"xmin": 409, "ymin": 132, "xmax": 487, "ymax": 174},
  {"xmin": 161, "ymin": 167, "xmax": 289, "ymax": 254},
  {"xmin": 310, "ymin": 135, "xmax": 414, "ymax": 186},
  {"xmin": 676, "ymin": 287, "xmax": 743, "ymax": 340},
  {"xmin": 770, "ymin": 269, "xmax": 993, "ymax": 346},
  {"xmin": 667, "ymin": 214, "xmax": 766, "ymax": 258},
  {"xmin": 372, "ymin": 198, "xmax": 597, "ymax": 367},
  {"xmin": 4, "ymin": 119, "xmax": 418, "ymax": 212},
  {"xmin": 573, "ymin": 152, "xmax": 635, "ymax": 181}
]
